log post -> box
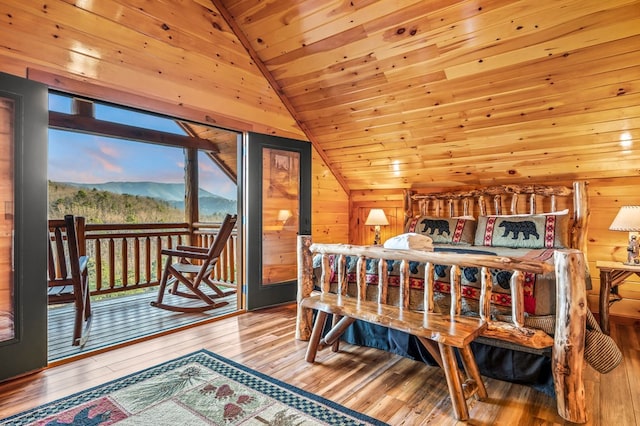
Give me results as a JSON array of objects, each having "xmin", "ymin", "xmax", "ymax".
[
  {"xmin": 572, "ymin": 181, "xmax": 590, "ymax": 259},
  {"xmin": 424, "ymin": 262, "xmax": 434, "ymax": 313},
  {"xmin": 450, "ymin": 265, "xmax": 461, "ymax": 316},
  {"xmin": 400, "ymin": 259, "xmax": 410, "ymax": 309},
  {"xmin": 510, "ymin": 271, "xmax": 525, "ymax": 328},
  {"xmin": 479, "ymin": 267, "xmax": 492, "ymax": 321},
  {"xmin": 337, "ymin": 254, "xmax": 347, "ymax": 295},
  {"xmin": 403, "ymin": 189, "xmax": 414, "ymax": 224},
  {"xmin": 184, "ymin": 147, "xmax": 199, "ymax": 245},
  {"xmin": 320, "ymin": 254, "xmax": 330, "ymax": 293},
  {"xmin": 378, "ymin": 258, "xmax": 388, "ymax": 304},
  {"xmin": 357, "ymin": 256, "xmax": 366, "ymax": 301},
  {"xmin": 296, "ymin": 235, "xmax": 314, "ymax": 340},
  {"xmin": 552, "ymin": 249, "xmax": 587, "ymax": 424}
]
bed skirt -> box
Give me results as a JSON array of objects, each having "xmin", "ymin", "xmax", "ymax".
[{"xmin": 336, "ymin": 318, "xmax": 555, "ymax": 396}]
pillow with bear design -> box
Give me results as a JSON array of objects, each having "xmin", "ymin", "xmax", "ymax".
[
  {"xmin": 474, "ymin": 214, "xmax": 569, "ymax": 249},
  {"xmin": 405, "ymin": 215, "xmax": 476, "ymax": 245}
]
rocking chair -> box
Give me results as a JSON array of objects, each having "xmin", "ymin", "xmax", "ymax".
[
  {"xmin": 151, "ymin": 214, "xmax": 238, "ymax": 313},
  {"xmin": 48, "ymin": 215, "xmax": 92, "ymax": 347}
]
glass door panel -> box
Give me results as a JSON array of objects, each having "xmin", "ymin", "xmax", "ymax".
[
  {"xmin": 0, "ymin": 71, "xmax": 48, "ymax": 382},
  {"xmin": 262, "ymin": 148, "xmax": 300, "ymax": 285},
  {"xmin": 245, "ymin": 132, "xmax": 310, "ymax": 310},
  {"xmin": 0, "ymin": 98, "xmax": 14, "ymax": 343}
]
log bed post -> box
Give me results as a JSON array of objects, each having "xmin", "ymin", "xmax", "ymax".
[
  {"xmin": 572, "ymin": 181, "xmax": 590, "ymax": 258},
  {"xmin": 296, "ymin": 235, "xmax": 314, "ymax": 340},
  {"xmin": 553, "ymin": 249, "xmax": 587, "ymax": 424}
]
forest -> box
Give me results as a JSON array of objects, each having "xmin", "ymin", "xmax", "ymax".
[{"xmin": 48, "ymin": 181, "xmax": 231, "ymax": 223}]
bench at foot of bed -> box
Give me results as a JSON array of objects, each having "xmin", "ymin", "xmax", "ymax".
[{"xmin": 302, "ymin": 292, "xmax": 488, "ymax": 421}]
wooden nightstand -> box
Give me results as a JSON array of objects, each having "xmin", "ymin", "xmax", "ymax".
[{"xmin": 596, "ymin": 260, "xmax": 640, "ymax": 334}]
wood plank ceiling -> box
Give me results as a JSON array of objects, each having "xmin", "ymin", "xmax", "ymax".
[
  {"xmin": 215, "ymin": 0, "xmax": 640, "ymax": 191},
  {"xmin": 2, "ymin": 0, "xmax": 637, "ymax": 194}
]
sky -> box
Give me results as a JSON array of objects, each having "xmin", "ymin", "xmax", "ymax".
[{"xmin": 47, "ymin": 94, "xmax": 237, "ymax": 200}]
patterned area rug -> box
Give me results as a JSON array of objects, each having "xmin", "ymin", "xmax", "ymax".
[{"xmin": 1, "ymin": 350, "xmax": 387, "ymax": 425}]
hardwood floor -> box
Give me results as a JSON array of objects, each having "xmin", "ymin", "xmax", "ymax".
[{"xmin": 1, "ymin": 304, "xmax": 638, "ymax": 425}]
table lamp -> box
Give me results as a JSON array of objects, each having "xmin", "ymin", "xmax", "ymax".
[
  {"xmin": 609, "ymin": 205, "xmax": 640, "ymax": 265},
  {"xmin": 365, "ymin": 208, "xmax": 389, "ymax": 245}
]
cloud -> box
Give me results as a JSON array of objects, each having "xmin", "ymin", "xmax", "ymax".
[{"xmin": 86, "ymin": 140, "xmax": 123, "ymax": 174}]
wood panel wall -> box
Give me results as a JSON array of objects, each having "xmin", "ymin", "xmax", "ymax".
[
  {"xmin": 0, "ymin": 0, "xmax": 304, "ymax": 139},
  {"xmin": 0, "ymin": 1, "xmax": 349, "ymax": 247},
  {"xmin": 311, "ymin": 148, "xmax": 349, "ymax": 243},
  {"xmin": 350, "ymin": 179, "xmax": 640, "ymax": 322},
  {"xmin": 0, "ymin": 0, "xmax": 637, "ymax": 321}
]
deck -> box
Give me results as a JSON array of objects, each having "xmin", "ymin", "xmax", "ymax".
[{"xmin": 47, "ymin": 289, "xmax": 240, "ymax": 362}]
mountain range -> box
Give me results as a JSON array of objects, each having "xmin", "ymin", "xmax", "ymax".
[{"xmin": 61, "ymin": 181, "xmax": 237, "ymax": 215}]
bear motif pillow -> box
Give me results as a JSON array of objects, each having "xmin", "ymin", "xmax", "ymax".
[
  {"xmin": 405, "ymin": 216, "xmax": 476, "ymax": 245},
  {"xmin": 474, "ymin": 214, "xmax": 569, "ymax": 249}
]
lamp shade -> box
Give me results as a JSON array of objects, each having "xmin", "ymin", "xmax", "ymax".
[
  {"xmin": 365, "ymin": 209, "xmax": 389, "ymax": 226},
  {"xmin": 609, "ymin": 206, "xmax": 640, "ymax": 231}
]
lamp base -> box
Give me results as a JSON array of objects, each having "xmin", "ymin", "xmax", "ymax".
[
  {"xmin": 373, "ymin": 226, "xmax": 381, "ymax": 245},
  {"xmin": 627, "ymin": 234, "xmax": 639, "ymax": 265}
]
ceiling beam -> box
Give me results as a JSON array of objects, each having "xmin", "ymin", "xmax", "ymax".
[
  {"xmin": 209, "ymin": 0, "xmax": 351, "ymax": 195},
  {"xmin": 49, "ymin": 111, "xmax": 219, "ymax": 152},
  {"xmin": 179, "ymin": 121, "xmax": 238, "ymax": 183}
]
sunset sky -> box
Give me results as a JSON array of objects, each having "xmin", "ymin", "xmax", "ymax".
[{"xmin": 47, "ymin": 94, "xmax": 237, "ymax": 200}]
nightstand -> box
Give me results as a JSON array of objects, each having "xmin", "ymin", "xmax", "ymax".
[{"xmin": 596, "ymin": 260, "xmax": 640, "ymax": 334}]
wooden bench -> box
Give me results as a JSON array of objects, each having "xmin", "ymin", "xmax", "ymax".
[
  {"xmin": 301, "ymin": 292, "xmax": 488, "ymax": 421},
  {"xmin": 296, "ymin": 237, "xmax": 580, "ymax": 421}
]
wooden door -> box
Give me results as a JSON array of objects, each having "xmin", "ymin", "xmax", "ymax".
[
  {"xmin": 244, "ymin": 132, "xmax": 311, "ymax": 310},
  {"xmin": 0, "ymin": 72, "xmax": 48, "ymax": 382}
]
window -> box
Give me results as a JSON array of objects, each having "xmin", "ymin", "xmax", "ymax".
[{"xmin": 48, "ymin": 93, "xmax": 237, "ymax": 224}]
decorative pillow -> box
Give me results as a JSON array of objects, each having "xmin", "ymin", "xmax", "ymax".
[
  {"xmin": 474, "ymin": 214, "xmax": 569, "ymax": 248},
  {"xmin": 405, "ymin": 216, "xmax": 476, "ymax": 245}
]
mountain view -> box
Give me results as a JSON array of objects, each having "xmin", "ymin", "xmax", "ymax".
[{"xmin": 49, "ymin": 181, "xmax": 237, "ymax": 223}]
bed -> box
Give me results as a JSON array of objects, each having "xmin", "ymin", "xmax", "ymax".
[{"xmin": 296, "ymin": 181, "xmax": 620, "ymax": 423}]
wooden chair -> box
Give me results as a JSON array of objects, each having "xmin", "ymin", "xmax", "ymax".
[
  {"xmin": 151, "ymin": 214, "xmax": 238, "ymax": 313},
  {"xmin": 48, "ymin": 215, "xmax": 92, "ymax": 347}
]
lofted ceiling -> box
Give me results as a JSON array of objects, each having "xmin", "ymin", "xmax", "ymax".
[
  {"xmin": 214, "ymin": 0, "xmax": 640, "ymax": 192},
  {"xmin": 1, "ymin": 0, "xmax": 638, "ymax": 194}
]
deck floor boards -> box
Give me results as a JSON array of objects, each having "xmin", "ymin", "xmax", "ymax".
[{"xmin": 48, "ymin": 288, "xmax": 239, "ymax": 362}]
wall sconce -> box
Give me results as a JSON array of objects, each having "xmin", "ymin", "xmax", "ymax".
[
  {"xmin": 365, "ymin": 208, "xmax": 389, "ymax": 245},
  {"xmin": 277, "ymin": 209, "xmax": 293, "ymax": 225},
  {"xmin": 609, "ymin": 205, "xmax": 640, "ymax": 265}
]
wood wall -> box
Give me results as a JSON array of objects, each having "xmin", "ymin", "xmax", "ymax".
[
  {"xmin": 0, "ymin": 0, "xmax": 349, "ymax": 246},
  {"xmin": 0, "ymin": 0, "xmax": 637, "ymax": 322}
]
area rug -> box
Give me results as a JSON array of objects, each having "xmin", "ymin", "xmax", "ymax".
[{"xmin": 1, "ymin": 349, "xmax": 388, "ymax": 426}]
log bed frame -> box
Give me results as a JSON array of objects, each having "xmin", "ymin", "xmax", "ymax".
[{"xmin": 296, "ymin": 181, "xmax": 590, "ymax": 423}]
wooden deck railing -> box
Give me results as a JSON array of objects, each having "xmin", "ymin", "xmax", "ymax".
[{"xmin": 81, "ymin": 220, "xmax": 237, "ymax": 296}]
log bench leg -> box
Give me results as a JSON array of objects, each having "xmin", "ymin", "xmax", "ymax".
[
  {"xmin": 305, "ymin": 311, "xmax": 328, "ymax": 362},
  {"xmin": 321, "ymin": 315, "xmax": 356, "ymax": 350},
  {"xmin": 459, "ymin": 345, "xmax": 488, "ymax": 400},
  {"xmin": 439, "ymin": 343, "xmax": 470, "ymax": 421},
  {"xmin": 331, "ymin": 314, "xmax": 342, "ymax": 352}
]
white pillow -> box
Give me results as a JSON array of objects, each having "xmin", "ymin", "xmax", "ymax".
[{"xmin": 383, "ymin": 233, "xmax": 433, "ymax": 251}]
